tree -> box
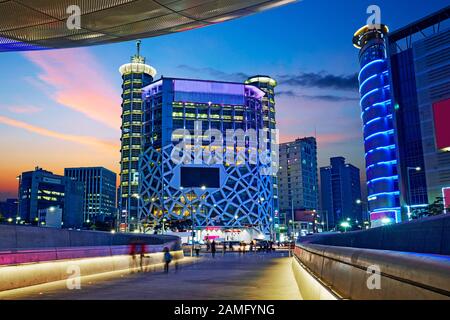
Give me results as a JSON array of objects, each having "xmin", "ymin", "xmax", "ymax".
[{"xmin": 427, "ymin": 197, "xmax": 445, "ymax": 217}]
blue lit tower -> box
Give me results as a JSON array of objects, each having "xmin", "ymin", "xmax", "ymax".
[
  {"xmin": 353, "ymin": 25, "xmax": 401, "ymax": 227},
  {"xmin": 118, "ymin": 41, "xmax": 156, "ymax": 231}
]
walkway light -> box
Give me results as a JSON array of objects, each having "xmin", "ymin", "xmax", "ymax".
[{"xmin": 340, "ymin": 221, "xmax": 351, "ymax": 232}]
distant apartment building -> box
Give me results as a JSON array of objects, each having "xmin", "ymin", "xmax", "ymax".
[
  {"xmin": 320, "ymin": 157, "xmax": 363, "ymax": 230},
  {"xmin": 18, "ymin": 167, "xmax": 84, "ymax": 228},
  {"xmin": 278, "ymin": 138, "xmax": 319, "ymax": 217},
  {"xmin": 0, "ymin": 198, "xmax": 18, "ymax": 220},
  {"xmin": 64, "ymin": 167, "xmax": 117, "ymax": 223}
]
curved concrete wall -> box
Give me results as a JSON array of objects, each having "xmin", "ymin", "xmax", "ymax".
[
  {"xmin": 294, "ymin": 244, "xmax": 450, "ymax": 300},
  {"xmin": 300, "ymin": 214, "xmax": 450, "ymax": 255},
  {"xmin": 0, "ymin": 224, "xmax": 180, "ymax": 250}
]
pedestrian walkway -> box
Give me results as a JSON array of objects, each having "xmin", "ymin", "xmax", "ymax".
[{"xmin": 0, "ymin": 252, "xmax": 302, "ymax": 300}]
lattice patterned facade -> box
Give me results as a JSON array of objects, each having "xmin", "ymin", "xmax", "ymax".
[{"xmin": 138, "ymin": 78, "xmax": 277, "ymax": 234}]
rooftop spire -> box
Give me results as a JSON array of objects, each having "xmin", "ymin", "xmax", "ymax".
[
  {"xmin": 136, "ymin": 39, "xmax": 141, "ymax": 57},
  {"xmin": 131, "ymin": 39, "xmax": 145, "ymax": 64}
]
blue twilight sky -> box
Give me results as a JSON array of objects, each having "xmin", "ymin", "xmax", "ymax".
[{"xmin": 0, "ymin": 0, "xmax": 448, "ymax": 199}]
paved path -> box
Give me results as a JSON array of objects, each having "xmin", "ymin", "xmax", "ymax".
[{"xmin": 0, "ymin": 252, "xmax": 302, "ymax": 300}]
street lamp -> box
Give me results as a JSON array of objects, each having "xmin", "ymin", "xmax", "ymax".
[{"xmin": 340, "ymin": 221, "xmax": 351, "ymax": 233}]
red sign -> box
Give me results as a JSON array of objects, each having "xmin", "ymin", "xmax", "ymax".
[
  {"xmin": 443, "ymin": 188, "xmax": 450, "ymax": 213},
  {"xmin": 433, "ymin": 99, "xmax": 450, "ymax": 151}
]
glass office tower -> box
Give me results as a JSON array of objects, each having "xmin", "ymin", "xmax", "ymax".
[
  {"xmin": 64, "ymin": 167, "xmax": 117, "ymax": 223},
  {"xmin": 118, "ymin": 41, "xmax": 156, "ymax": 231},
  {"xmin": 138, "ymin": 77, "xmax": 276, "ymax": 236},
  {"xmin": 353, "ymin": 25, "xmax": 401, "ymax": 227},
  {"xmin": 388, "ymin": 9, "xmax": 450, "ymax": 218},
  {"xmin": 320, "ymin": 157, "xmax": 363, "ymax": 230}
]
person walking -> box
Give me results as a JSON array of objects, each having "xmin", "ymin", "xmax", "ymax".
[
  {"xmin": 211, "ymin": 240, "xmax": 217, "ymax": 259},
  {"xmin": 223, "ymin": 241, "xmax": 226, "ymax": 255},
  {"xmin": 163, "ymin": 247, "xmax": 173, "ymax": 274}
]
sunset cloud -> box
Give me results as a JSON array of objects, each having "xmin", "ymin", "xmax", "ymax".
[
  {"xmin": 23, "ymin": 49, "xmax": 122, "ymax": 130},
  {"xmin": 0, "ymin": 115, "xmax": 118, "ymax": 151},
  {"xmin": 7, "ymin": 105, "xmax": 43, "ymax": 114}
]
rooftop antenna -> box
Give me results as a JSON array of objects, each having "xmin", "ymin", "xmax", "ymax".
[
  {"xmin": 136, "ymin": 39, "xmax": 141, "ymax": 57},
  {"xmin": 131, "ymin": 39, "xmax": 144, "ymax": 63}
]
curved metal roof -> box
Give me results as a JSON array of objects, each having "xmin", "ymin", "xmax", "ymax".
[{"xmin": 0, "ymin": 0, "xmax": 296, "ymax": 52}]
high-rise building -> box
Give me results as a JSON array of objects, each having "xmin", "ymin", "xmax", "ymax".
[
  {"xmin": 388, "ymin": 9, "xmax": 450, "ymax": 217},
  {"xmin": 353, "ymin": 8, "xmax": 450, "ymax": 226},
  {"xmin": 320, "ymin": 157, "xmax": 363, "ymax": 230},
  {"xmin": 353, "ymin": 25, "xmax": 401, "ymax": 227},
  {"xmin": 64, "ymin": 167, "xmax": 117, "ymax": 223},
  {"xmin": 245, "ymin": 76, "xmax": 279, "ymax": 219},
  {"xmin": 118, "ymin": 41, "xmax": 156, "ymax": 231},
  {"xmin": 138, "ymin": 77, "xmax": 276, "ymax": 237},
  {"xmin": 18, "ymin": 167, "xmax": 84, "ymax": 228},
  {"xmin": 278, "ymin": 138, "xmax": 319, "ymax": 216}
]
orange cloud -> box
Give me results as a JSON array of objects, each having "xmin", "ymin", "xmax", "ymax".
[
  {"xmin": 23, "ymin": 49, "xmax": 122, "ymax": 129},
  {"xmin": 0, "ymin": 115, "xmax": 118, "ymax": 151}
]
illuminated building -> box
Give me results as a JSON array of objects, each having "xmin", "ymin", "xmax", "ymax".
[
  {"xmin": 18, "ymin": 167, "xmax": 84, "ymax": 228},
  {"xmin": 118, "ymin": 41, "xmax": 156, "ymax": 231},
  {"xmin": 64, "ymin": 167, "xmax": 117, "ymax": 223},
  {"xmin": 278, "ymin": 138, "xmax": 319, "ymax": 217},
  {"xmin": 138, "ymin": 77, "xmax": 276, "ymax": 236},
  {"xmin": 388, "ymin": 8, "xmax": 450, "ymax": 216},
  {"xmin": 245, "ymin": 76, "xmax": 279, "ymax": 220},
  {"xmin": 320, "ymin": 157, "xmax": 363, "ymax": 230},
  {"xmin": 353, "ymin": 24, "xmax": 401, "ymax": 227}
]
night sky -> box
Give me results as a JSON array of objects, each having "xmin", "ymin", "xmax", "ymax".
[{"xmin": 0, "ymin": 0, "xmax": 448, "ymax": 200}]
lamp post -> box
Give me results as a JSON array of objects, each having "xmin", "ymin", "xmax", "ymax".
[
  {"xmin": 356, "ymin": 199, "xmax": 369, "ymax": 225},
  {"xmin": 340, "ymin": 221, "xmax": 351, "ymax": 233}
]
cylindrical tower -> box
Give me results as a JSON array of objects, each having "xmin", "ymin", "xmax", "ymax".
[
  {"xmin": 245, "ymin": 76, "xmax": 279, "ymax": 230},
  {"xmin": 118, "ymin": 40, "xmax": 156, "ymax": 232},
  {"xmin": 353, "ymin": 25, "xmax": 401, "ymax": 227}
]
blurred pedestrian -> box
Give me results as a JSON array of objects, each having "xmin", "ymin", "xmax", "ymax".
[
  {"xmin": 211, "ymin": 240, "xmax": 217, "ymax": 258},
  {"xmin": 128, "ymin": 240, "xmax": 138, "ymax": 271},
  {"xmin": 163, "ymin": 247, "xmax": 173, "ymax": 274}
]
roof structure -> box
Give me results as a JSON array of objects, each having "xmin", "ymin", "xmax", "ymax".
[{"xmin": 0, "ymin": 0, "xmax": 296, "ymax": 52}]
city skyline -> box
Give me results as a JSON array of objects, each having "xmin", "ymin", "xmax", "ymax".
[{"xmin": 0, "ymin": 0, "xmax": 448, "ymax": 200}]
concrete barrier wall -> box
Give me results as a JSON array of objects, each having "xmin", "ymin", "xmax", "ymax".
[
  {"xmin": 291, "ymin": 255, "xmax": 338, "ymax": 300},
  {"xmin": 300, "ymin": 214, "xmax": 450, "ymax": 255},
  {"xmin": 294, "ymin": 244, "xmax": 450, "ymax": 300},
  {"xmin": 0, "ymin": 241, "xmax": 180, "ymax": 266},
  {"xmin": 0, "ymin": 224, "xmax": 180, "ymax": 250},
  {"xmin": 0, "ymin": 250, "xmax": 184, "ymax": 292}
]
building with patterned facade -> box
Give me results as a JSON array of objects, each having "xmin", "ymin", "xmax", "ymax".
[{"xmin": 138, "ymin": 77, "xmax": 277, "ymax": 236}]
